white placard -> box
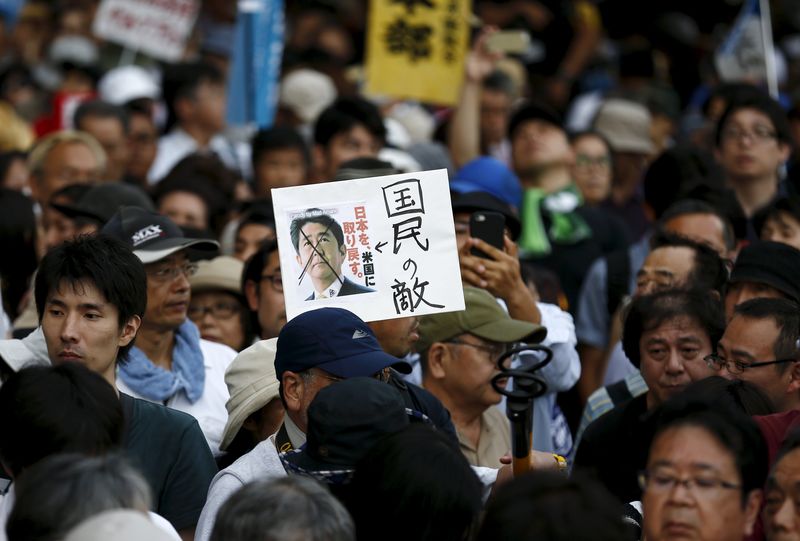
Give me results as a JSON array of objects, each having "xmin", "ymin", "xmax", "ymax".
[
  {"xmin": 272, "ymin": 169, "xmax": 465, "ymax": 322},
  {"xmin": 93, "ymin": 0, "xmax": 199, "ymax": 62}
]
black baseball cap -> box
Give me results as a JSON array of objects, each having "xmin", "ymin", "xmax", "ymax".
[
  {"xmin": 52, "ymin": 183, "xmax": 154, "ymax": 224},
  {"xmin": 729, "ymin": 241, "xmax": 800, "ymax": 303},
  {"xmin": 274, "ymin": 308, "xmax": 411, "ymax": 380},
  {"xmin": 101, "ymin": 206, "xmax": 218, "ymax": 264},
  {"xmin": 279, "ymin": 377, "xmax": 409, "ymax": 482},
  {"xmin": 451, "ymin": 191, "xmax": 521, "ymax": 240},
  {"xmin": 508, "ymin": 101, "xmax": 563, "ymax": 139}
]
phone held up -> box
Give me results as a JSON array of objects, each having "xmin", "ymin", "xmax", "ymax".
[{"xmin": 469, "ymin": 211, "xmax": 505, "ymax": 259}]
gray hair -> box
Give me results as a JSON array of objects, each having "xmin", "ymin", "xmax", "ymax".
[
  {"xmin": 7, "ymin": 453, "xmax": 152, "ymax": 541},
  {"xmin": 27, "ymin": 129, "xmax": 107, "ymax": 179},
  {"xmin": 210, "ymin": 476, "xmax": 355, "ymax": 541}
]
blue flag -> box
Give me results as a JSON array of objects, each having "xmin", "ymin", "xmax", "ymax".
[
  {"xmin": 714, "ymin": 0, "xmax": 775, "ymax": 93},
  {"xmin": 226, "ymin": 0, "xmax": 284, "ymax": 128}
]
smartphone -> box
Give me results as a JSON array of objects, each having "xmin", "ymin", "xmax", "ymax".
[
  {"xmin": 486, "ymin": 30, "xmax": 531, "ymax": 54},
  {"xmin": 470, "ymin": 211, "xmax": 505, "ymax": 258}
]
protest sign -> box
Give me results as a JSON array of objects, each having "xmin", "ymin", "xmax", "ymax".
[
  {"xmin": 93, "ymin": 0, "xmax": 199, "ymax": 62},
  {"xmin": 365, "ymin": 0, "xmax": 470, "ymax": 106},
  {"xmin": 272, "ymin": 169, "xmax": 465, "ymax": 322}
]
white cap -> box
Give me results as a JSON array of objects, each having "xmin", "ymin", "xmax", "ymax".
[
  {"xmin": 279, "ymin": 69, "xmax": 337, "ymax": 125},
  {"xmin": 98, "ymin": 66, "xmax": 160, "ymax": 105}
]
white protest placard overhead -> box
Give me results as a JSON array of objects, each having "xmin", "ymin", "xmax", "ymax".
[
  {"xmin": 93, "ymin": 0, "xmax": 199, "ymax": 62},
  {"xmin": 272, "ymin": 169, "xmax": 465, "ymax": 323}
]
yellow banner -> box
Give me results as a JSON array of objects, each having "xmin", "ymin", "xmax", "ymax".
[{"xmin": 365, "ymin": 0, "xmax": 470, "ymax": 106}]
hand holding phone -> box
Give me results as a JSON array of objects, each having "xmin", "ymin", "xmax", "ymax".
[{"xmin": 470, "ymin": 211, "xmax": 506, "ymax": 258}]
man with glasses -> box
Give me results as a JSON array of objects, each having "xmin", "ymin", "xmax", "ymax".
[
  {"xmin": 714, "ymin": 92, "xmax": 793, "ymax": 241},
  {"xmin": 640, "ymin": 397, "xmax": 766, "ymax": 541},
  {"xmin": 101, "ymin": 207, "xmax": 237, "ymax": 455},
  {"xmin": 712, "ymin": 297, "xmax": 800, "ymax": 412},
  {"xmin": 417, "ymin": 286, "xmax": 546, "ymax": 468},
  {"xmin": 573, "ymin": 289, "xmax": 724, "ymax": 504}
]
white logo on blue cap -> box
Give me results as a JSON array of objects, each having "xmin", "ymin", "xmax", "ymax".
[{"xmin": 352, "ymin": 329, "xmax": 369, "ymax": 339}]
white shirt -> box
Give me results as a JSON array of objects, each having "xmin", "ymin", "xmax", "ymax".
[
  {"xmin": 313, "ymin": 279, "xmax": 343, "ymax": 300},
  {"xmin": 117, "ymin": 339, "xmax": 236, "ymax": 456},
  {"xmin": 147, "ymin": 128, "xmax": 251, "ymax": 184}
]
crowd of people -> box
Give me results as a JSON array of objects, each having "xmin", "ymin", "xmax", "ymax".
[{"xmin": 2, "ymin": 0, "xmax": 800, "ymax": 540}]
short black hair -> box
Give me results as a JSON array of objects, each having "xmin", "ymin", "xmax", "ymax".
[
  {"xmin": 161, "ymin": 61, "xmax": 224, "ymax": 131},
  {"xmin": 313, "ymin": 96, "xmax": 385, "ymax": 147},
  {"xmin": 475, "ymin": 472, "xmax": 629, "ymax": 541},
  {"xmin": 289, "ymin": 210, "xmax": 344, "ymax": 253},
  {"xmin": 241, "ymin": 239, "xmax": 280, "ymax": 339},
  {"xmin": 241, "ymin": 238, "xmax": 279, "ymax": 292},
  {"xmin": 236, "ymin": 201, "xmax": 276, "ymax": 248},
  {"xmin": 715, "ymin": 92, "xmax": 793, "ymax": 147},
  {"xmin": 568, "ymin": 129, "xmax": 612, "ymax": 152},
  {"xmin": 622, "ymin": 289, "xmax": 726, "ymax": 368},
  {"xmin": 251, "ymin": 126, "xmax": 310, "ymax": 170},
  {"xmin": 74, "ymin": 99, "xmax": 129, "ymax": 133},
  {"xmin": 733, "ymin": 297, "xmax": 800, "ymax": 363},
  {"xmin": 0, "ymin": 363, "xmax": 123, "ymax": 476},
  {"xmin": 482, "ymin": 69, "xmax": 515, "ymax": 97},
  {"xmin": 642, "ymin": 145, "xmax": 726, "ymax": 220},
  {"xmin": 676, "ymin": 375, "xmax": 775, "ymax": 416},
  {"xmin": 658, "ymin": 199, "xmax": 736, "ymax": 252},
  {"xmin": 34, "ymin": 235, "xmax": 146, "ymax": 360},
  {"xmin": 648, "ymin": 230, "xmax": 729, "ymax": 296},
  {"xmin": 774, "ymin": 426, "xmax": 800, "ymax": 465},
  {"xmin": 756, "ymin": 196, "xmax": 800, "ymax": 237},
  {"xmin": 649, "ymin": 395, "xmax": 768, "ymax": 503},
  {"xmin": 0, "ymin": 188, "xmax": 38, "ymax": 321}
]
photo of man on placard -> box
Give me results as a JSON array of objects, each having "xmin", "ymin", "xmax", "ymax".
[{"xmin": 290, "ymin": 209, "xmax": 375, "ymax": 300}]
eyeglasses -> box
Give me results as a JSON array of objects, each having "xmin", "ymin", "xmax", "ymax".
[
  {"xmin": 187, "ymin": 301, "xmax": 240, "ymax": 320},
  {"xmin": 575, "ymin": 154, "xmax": 611, "ymax": 168},
  {"xmin": 639, "ymin": 470, "xmax": 741, "ymax": 497},
  {"xmin": 721, "ymin": 126, "xmax": 777, "ymax": 144},
  {"xmin": 260, "ymin": 273, "xmax": 283, "ymax": 293},
  {"xmin": 146, "ymin": 262, "xmax": 198, "ymax": 283},
  {"xmin": 704, "ymin": 353, "xmax": 797, "ymax": 375},
  {"xmin": 446, "ymin": 339, "xmax": 509, "ymax": 363}
]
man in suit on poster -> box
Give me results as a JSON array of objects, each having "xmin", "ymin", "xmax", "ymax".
[{"xmin": 290, "ymin": 210, "xmax": 374, "ymax": 300}]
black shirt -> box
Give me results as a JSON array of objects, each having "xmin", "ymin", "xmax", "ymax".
[{"xmin": 120, "ymin": 393, "xmax": 218, "ymax": 531}]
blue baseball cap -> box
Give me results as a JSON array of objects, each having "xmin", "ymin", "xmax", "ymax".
[
  {"xmin": 450, "ymin": 157, "xmax": 523, "ymax": 210},
  {"xmin": 275, "ymin": 308, "xmax": 411, "ymax": 380}
]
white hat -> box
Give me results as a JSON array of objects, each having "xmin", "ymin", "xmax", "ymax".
[
  {"xmin": 189, "ymin": 256, "xmax": 244, "ymax": 296},
  {"xmin": 593, "ymin": 99, "xmax": 655, "ymax": 155},
  {"xmin": 220, "ymin": 338, "xmax": 281, "ymax": 451},
  {"xmin": 98, "ymin": 65, "xmax": 160, "ymax": 105},
  {"xmin": 279, "ymin": 69, "xmax": 337, "ymax": 125}
]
